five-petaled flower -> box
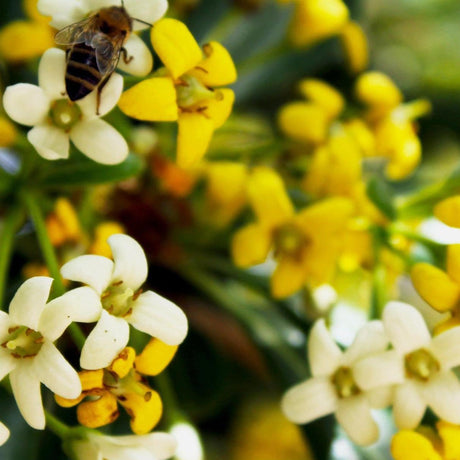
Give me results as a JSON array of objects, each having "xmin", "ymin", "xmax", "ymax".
[
  {"xmin": 61, "ymin": 234, "xmax": 188, "ymax": 370},
  {"xmin": 118, "ymin": 18, "xmax": 237, "ymax": 168},
  {"xmin": 282, "ymin": 319, "xmax": 391, "ymax": 445},
  {"xmin": 3, "ymin": 48, "xmax": 128, "ymax": 164},
  {"xmin": 232, "ymin": 167, "xmax": 354, "ymax": 298},
  {"xmin": 0, "ymin": 277, "xmax": 102, "ymax": 429},
  {"xmin": 353, "ymin": 302, "xmax": 460, "ymax": 429}
]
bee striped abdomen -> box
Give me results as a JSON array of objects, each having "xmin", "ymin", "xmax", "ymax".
[{"xmin": 65, "ymin": 43, "xmax": 102, "ymax": 101}]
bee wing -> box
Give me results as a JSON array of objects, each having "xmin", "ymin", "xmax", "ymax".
[
  {"xmin": 54, "ymin": 17, "xmax": 97, "ymax": 46},
  {"xmin": 92, "ymin": 33, "xmax": 124, "ymax": 75}
]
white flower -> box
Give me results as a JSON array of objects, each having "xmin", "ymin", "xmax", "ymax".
[
  {"xmin": 37, "ymin": 0, "xmax": 168, "ymax": 77},
  {"xmin": 0, "ymin": 422, "xmax": 9, "ymax": 446},
  {"xmin": 0, "ymin": 277, "xmax": 101, "ymax": 429},
  {"xmin": 3, "ymin": 48, "xmax": 128, "ymax": 165},
  {"xmin": 354, "ymin": 301, "xmax": 460, "ymax": 430},
  {"xmin": 281, "ymin": 319, "xmax": 391, "ymax": 446},
  {"xmin": 69, "ymin": 431, "xmax": 177, "ymax": 460},
  {"xmin": 61, "ymin": 234, "xmax": 188, "ymax": 370}
]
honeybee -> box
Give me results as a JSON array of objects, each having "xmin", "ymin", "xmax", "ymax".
[{"xmin": 55, "ymin": 2, "xmax": 138, "ymax": 114}]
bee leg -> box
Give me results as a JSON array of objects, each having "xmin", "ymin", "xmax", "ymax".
[
  {"xmin": 96, "ymin": 75, "xmax": 111, "ymax": 116},
  {"xmin": 121, "ymin": 47, "xmax": 133, "ymax": 65}
]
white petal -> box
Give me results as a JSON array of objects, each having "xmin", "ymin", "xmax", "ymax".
[
  {"xmin": 128, "ymin": 291, "xmax": 188, "ymax": 346},
  {"xmin": 34, "ymin": 341, "xmax": 81, "ymax": 399},
  {"xmin": 37, "ymin": 0, "xmax": 87, "ymax": 29},
  {"xmin": 70, "ymin": 439, "xmax": 101, "ymax": 460},
  {"xmin": 61, "ymin": 255, "xmax": 113, "ymax": 295},
  {"xmin": 125, "ymin": 0, "xmax": 168, "ymax": 30},
  {"xmin": 28, "ymin": 125, "xmax": 70, "ymax": 161},
  {"xmin": 0, "ymin": 349, "xmax": 17, "ymax": 381},
  {"xmin": 308, "ymin": 319, "xmax": 342, "ymax": 377},
  {"xmin": 0, "ymin": 311, "xmax": 12, "ymax": 340},
  {"xmin": 393, "ymin": 381, "xmax": 426, "ymax": 429},
  {"xmin": 98, "ymin": 443, "xmax": 153, "ymax": 460},
  {"xmin": 80, "ymin": 311, "xmax": 129, "ymax": 370},
  {"xmin": 3, "ymin": 84, "xmax": 49, "ymax": 126},
  {"xmin": 430, "ymin": 326, "xmax": 460, "ymax": 371},
  {"xmin": 39, "ymin": 287, "xmax": 102, "ymax": 342},
  {"xmin": 423, "ymin": 371, "xmax": 460, "ymax": 424},
  {"xmin": 281, "ymin": 377, "xmax": 337, "ymax": 424},
  {"xmin": 0, "ymin": 422, "xmax": 10, "ymax": 446},
  {"xmin": 118, "ymin": 35, "xmax": 153, "ymax": 76},
  {"xmin": 109, "ymin": 234, "xmax": 148, "ymax": 291},
  {"xmin": 78, "ymin": 73, "xmax": 124, "ymax": 119},
  {"xmin": 118, "ymin": 433, "xmax": 178, "ymax": 460},
  {"xmin": 10, "ymin": 364, "xmax": 45, "ymax": 430},
  {"xmin": 38, "ymin": 48, "xmax": 67, "ymax": 100},
  {"xmin": 353, "ymin": 350, "xmax": 405, "ymax": 390},
  {"xmin": 383, "ymin": 301, "xmax": 431, "ymax": 354},
  {"xmin": 342, "ymin": 321, "xmax": 388, "ymax": 365},
  {"xmin": 9, "ymin": 277, "xmax": 53, "ymax": 330},
  {"xmin": 335, "ymin": 395, "xmax": 379, "ymax": 446},
  {"xmin": 367, "ymin": 386, "xmax": 394, "ymax": 409},
  {"xmin": 70, "ymin": 119, "xmax": 129, "ymax": 165}
]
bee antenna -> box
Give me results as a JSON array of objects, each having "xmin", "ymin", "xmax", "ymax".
[{"xmin": 132, "ymin": 17, "xmax": 153, "ymax": 27}]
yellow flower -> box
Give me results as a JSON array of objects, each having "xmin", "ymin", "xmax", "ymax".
[
  {"xmin": 391, "ymin": 422, "xmax": 460, "ymax": 460},
  {"xmin": 46, "ymin": 198, "xmax": 82, "ymax": 247},
  {"xmin": 232, "ymin": 167, "xmax": 353, "ymax": 298},
  {"xmin": 434, "ymin": 196, "xmax": 460, "ymax": 228},
  {"xmin": 119, "ymin": 18, "xmax": 237, "ymax": 168},
  {"xmin": 339, "ymin": 21, "xmax": 369, "ymax": 74},
  {"xmin": 280, "ymin": 0, "xmax": 349, "ymax": 48},
  {"xmin": 89, "ymin": 222, "xmax": 125, "ymax": 258},
  {"xmin": 0, "ymin": 116, "xmax": 17, "ymax": 147},
  {"xmin": 56, "ymin": 340, "xmax": 177, "ymax": 435}
]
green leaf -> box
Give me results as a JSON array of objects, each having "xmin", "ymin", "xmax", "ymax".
[
  {"xmin": 37, "ymin": 154, "xmax": 144, "ymax": 188},
  {"xmin": 367, "ymin": 177, "xmax": 397, "ymax": 220}
]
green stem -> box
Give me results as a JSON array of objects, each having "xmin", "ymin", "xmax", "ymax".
[
  {"xmin": 0, "ymin": 206, "xmax": 23, "ymax": 306},
  {"xmin": 21, "ymin": 190, "xmax": 86, "ymax": 349},
  {"xmin": 45, "ymin": 411, "xmax": 71, "ymax": 439}
]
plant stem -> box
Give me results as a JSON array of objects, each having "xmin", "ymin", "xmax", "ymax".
[
  {"xmin": 0, "ymin": 205, "xmax": 23, "ymax": 306},
  {"xmin": 21, "ymin": 190, "xmax": 86, "ymax": 349},
  {"xmin": 45, "ymin": 411, "xmax": 71, "ymax": 439}
]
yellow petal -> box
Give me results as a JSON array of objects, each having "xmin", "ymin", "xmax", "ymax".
[
  {"xmin": 189, "ymin": 41, "xmax": 237, "ymax": 87},
  {"xmin": 205, "ymin": 161, "xmax": 247, "ymax": 205},
  {"xmin": 108, "ymin": 347, "xmax": 136, "ymax": 379},
  {"xmin": 298, "ymin": 79, "xmax": 345, "ymax": 119},
  {"xmin": 177, "ymin": 112, "xmax": 215, "ymax": 168},
  {"xmin": 344, "ymin": 118, "xmax": 376, "ymax": 157},
  {"xmin": 289, "ymin": 0, "xmax": 349, "ymax": 47},
  {"xmin": 119, "ymin": 385, "xmax": 162, "ymax": 435},
  {"xmin": 296, "ymin": 197, "xmax": 354, "ymax": 236},
  {"xmin": 278, "ymin": 102, "xmax": 329, "ymax": 144},
  {"xmin": 339, "ymin": 21, "xmax": 369, "ymax": 74},
  {"xmin": 410, "ymin": 263, "xmax": 460, "ymax": 312},
  {"xmin": 385, "ymin": 134, "xmax": 421, "ymax": 180},
  {"xmin": 247, "ymin": 167, "xmax": 295, "ymax": 227},
  {"xmin": 271, "ymin": 256, "xmax": 307, "ymax": 298},
  {"xmin": 151, "ymin": 18, "xmax": 202, "ymax": 79},
  {"xmin": 135, "ymin": 338, "xmax": 178, "ymax": 376},
  {"xmin": 204, "ymin": 89, "xmax": 235, "ymax": 129},
  {"xmin": 23, "ymin": 0, "xmax": 50, "ymax": 24},
  {"xmin": 355, "ymin": 71, "xmax": 403, "ymax": 110},
  {"xmin": 80, "ymin": 369, "xmax": 105, "ymax": 392},
  {"xmin": 55, "ymin": 198, "xmax": 81, "ymax": 242},
  {"xmin": 55, "ymin": 393, "xmax": 85, "ymax": 408},
  {"xmin": 118, "ymin": 77, "xmax": 178, "ymax": 122},
  {"xmin": 438, "ymin": 421, "xmax": 460, "ymax": 460},
  {"xmin": 433, "ymin": 316, "xmax": 460, "ymax": 336},
  {"xmin": 391, "ymin": 431, "xmax": 441, "ymax": 460},
  {"xmin": 434, "ymin": 196, "xmax": 460, "ymax": 228},
  {"xmin": 232, "ymin": 224, "xmax": 272, "ymax": 267},
  {"xmin": 302, "ymin": 145, "xmax": 329, "ymax": 196},
  {"xmin": 447, "ymin": 244, "xmax": 460, "ymax": 285},
  {"xmin": 89, "ymin": 221, "xmax": 125, "ymax": 258},
  {"xmin": 0, "ymin": 117, "xmax": 17, "ymax": 147},
  {"xmin": 77, "ymin": 392, "xmax": 119, "ymax": 429}
]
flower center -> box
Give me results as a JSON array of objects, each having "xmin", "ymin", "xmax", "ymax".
[
  {"xmin": 405, "ymin": 348, "xmax": 440, "ymax": 381},
  {"xmin": 273, "ymin": 223, "xmax": 309, "ymax": 260},
  {"xmin": 176, "ymin": 74, "xmax": 215, "ymax": 110},
  {"xmin": 331, "ymin": 366, "xmax": 361, "ymax": 398},
  {"xmin": 1, "ymin": 326, "xmax": 44, "ymax": 358},
  {"xmin": 104, "ymin": 369, "xmax": 151, "ymax": 400},
  {"xmin": 50, "ymin": 99, "xmax": 82, "ymax": 130},
  {"xmin": 101, "ymin": 281, "xmax": 139, "ymax": 317}
]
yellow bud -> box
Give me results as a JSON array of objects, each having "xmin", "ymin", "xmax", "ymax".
[
  {"xmin": 89, "ymin": 222, "xmax": 125, "ymax": 258},
  {"xmin": 298, "ymin": 79, "xmax": 345, "ymax": 119},
  {"xmin": 344, "ymin": 119, "xmax": 376, "ymax": 157},
  {"xmin": 434, "ymin": 196, "xmax": 460, "ymax": 228},
  {"xmin": 391, "ymin": 430, "xmax": 442, "ymax": 460},
  {"xmin": 340, "ymin": 21, "xmax": 369, "ymax": 74},
  {"xmin": 0, "ymin": 117, "xmax": 17, "ymax": 147},
  {"xmin": 355, "ymin": 72, "xmax": 403, "ymax": 110}
]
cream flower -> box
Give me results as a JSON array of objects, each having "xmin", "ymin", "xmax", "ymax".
[
  {"xmin": 354, "ymin": 301, "xmax": 460, "ymax": 429},
  {"xmin": 282, "ymin": 319, "xmax": 391, "ymax": 446},
  {"xmin": 0, "ymin": 277, "xmax": 101, "ymax": 429},
  {"xmin": 0, "ymin": 422, "xmax": 9, "ymax": 446},
  {"xmin": 61, "ymin": 234, "xmax": 188, "ymax": 370},
  {"xmin": 69, "ymin": 431, "xmax": 177, "ymax": 460},
  {"xmin": 3, "ymin": 48, "xmax": 128, "ymax": 164},
  {"xmin": 37, "ymin": 0, "xmax": 168, "ymax": 77}
]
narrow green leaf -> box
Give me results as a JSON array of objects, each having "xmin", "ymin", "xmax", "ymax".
[{"xmin": 367, "ymin": 178, "xmax": 397, "ymax": 220}]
